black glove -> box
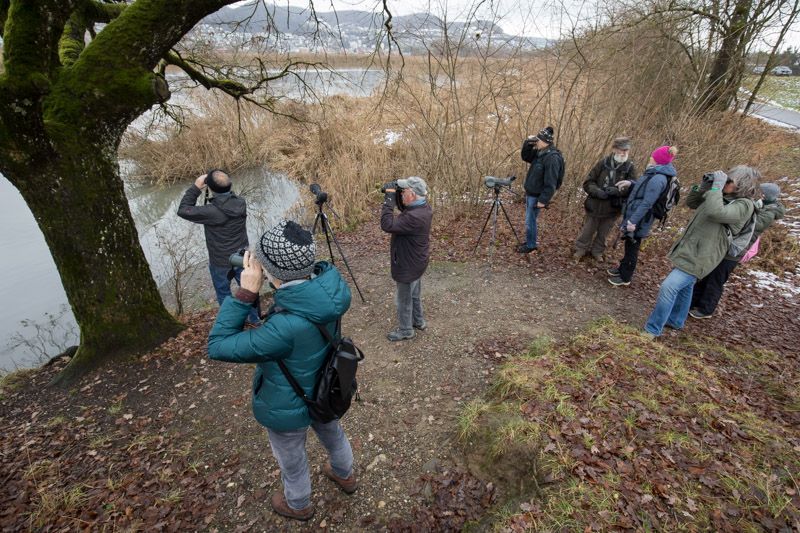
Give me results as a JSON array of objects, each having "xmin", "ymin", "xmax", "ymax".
[
  {"xmin": 604, "ymin": 186, "xmax": 621, "ymax": 198},
  {"xmin": 593, "ymin": 189, "xmax": 609, "ymax": 200}
]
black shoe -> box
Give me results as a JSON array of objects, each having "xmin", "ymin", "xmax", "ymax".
[
  {"xmin": 607, "ymin": 267, "xmax": 620, "ymax": 277},
  {"xmin": 607, "ymin": 276, "xmax": 630, "ymax": 287},
  {"xmin": 516, "ymin": 244, "xmax": 537, "ymax": 254},
  {"xmin": 413, "ymin": 321, "xmax": 427, "ymax": 331},
  {"xmin": 689, "ymin": 309, "xmax": 712, "ymax": 319}
]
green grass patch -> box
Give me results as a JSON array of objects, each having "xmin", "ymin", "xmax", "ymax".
[
  {"xmin": 743, "ymin": 75, "xmax": 800, "ymax": 111},
  {"xmin": 464, "ymin": 320, "xmax": 800, "ymax": 530}
]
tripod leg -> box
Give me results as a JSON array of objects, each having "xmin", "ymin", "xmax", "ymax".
[
  {"xmin": 473, "ymin": 197, "xmax": 497, "ymax": 253},
  {"xmin": 498, "ymin": 201, "xmax": 523, "ymax": 245},
  {"xmin": 319, "ymin": 213, "xmax": 336, "ymax": 264},
  {"xmin": 321, "ymin": 214, "xmax": 366, "ymax": 303},
  {"xmin": 489, "ymin": 200, "xmax": 500, "ymax": 260}
]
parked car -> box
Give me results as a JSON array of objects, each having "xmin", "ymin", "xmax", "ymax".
[
  {"xmin": 753, "ymin": 66, "xmax": 766, "ymax": 74},
  {"xmin": 771, "ymin": 66, "xmax": 793, "ymax": 76}
]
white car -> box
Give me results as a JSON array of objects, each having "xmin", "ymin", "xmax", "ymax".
[{"xmin": 771, "ymin": 66, "xmax": 793, "ymax": 76}]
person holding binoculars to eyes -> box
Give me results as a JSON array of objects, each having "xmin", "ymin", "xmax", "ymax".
[
  {"xmin": 643, "ymin": 166, "xmax": 760, "ymax": 338},
  {"xmin": 177, "ymin": 169, "xmax": 259, "ymax": 323}
]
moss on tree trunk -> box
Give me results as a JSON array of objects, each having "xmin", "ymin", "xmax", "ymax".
[{"xmin": 8, "ymin": 138, "xmax": 183, "ymax": 385}]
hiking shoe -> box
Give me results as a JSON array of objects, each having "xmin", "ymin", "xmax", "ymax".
[
  {"xmin": 270, "ymin": 493, "xmax": 315, "ymax": 521},
  {"xmin": 387, "ymin": 329, "xmax": 415, "ymax": 341},
  {"xmin": 689, "ymin": 309, "xmax": 712, "ymax": 319},
  {"xmin": 606, "ymin": 267, "xmax": 620, "ymax": 277},
  {"xmin": 607, "ymin": 276, "xmax": 630, "ymax": 287},
  {"xmin": 516, "ymin": 244, "xmax": 537, "ymax": 254},
  {"xmin": 413, "ymin": 321, "xmax": 427, "ymax": 331},
  {"xmin": 573, "ymin": 251, "xmax": 586, "ymax": 261},
  {"xmin": 323, "ymin": 462, "xmax": 358, "ymax": 494},
  {"xmin": 592, "ymin": 253, "xmax": 604, "ymax": 262}
]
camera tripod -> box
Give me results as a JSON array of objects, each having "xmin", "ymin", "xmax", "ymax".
[
  {"xmin": 311, "ymin": 193, "xmax": 366, "ymax": 303},
  {"xmin": 473, "ymin": 184, "xmax": 523, "ymax": 260}
]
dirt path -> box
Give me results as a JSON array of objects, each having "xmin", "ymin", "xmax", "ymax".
[{"xmin": 3, "ymin": 200, "xmax": 797, "ymax": 531}]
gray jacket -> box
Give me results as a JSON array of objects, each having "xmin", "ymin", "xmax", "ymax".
[{"xmin": 177, "ymin": 185, "xmax": 249, "ymax": 266}]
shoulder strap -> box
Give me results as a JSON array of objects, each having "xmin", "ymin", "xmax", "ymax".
[{"xmin": 270, "ymin": 306, "xmax": 339, "ymax": 403}]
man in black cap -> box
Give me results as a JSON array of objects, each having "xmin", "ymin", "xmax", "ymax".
[
  {"xmin": 518, "ymin": 126, "xmax": 566, "ymax": 253},
  {"xmin": 177, "ymin": 169, "xmax": 258, "ymax": 323}
]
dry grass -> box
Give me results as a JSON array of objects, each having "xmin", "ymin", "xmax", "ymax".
[{"xmin": 121, "ymin": 34, "xmax": 799, "ymax": 254}]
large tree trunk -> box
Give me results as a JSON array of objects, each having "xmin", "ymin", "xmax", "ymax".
[
  {"xmin": 698, "ymin": 0, "xmax": 752, "ymax": 113},
  {"xmin": 5, "ymin": 136, "xmax": 183, "ymax": 385}
]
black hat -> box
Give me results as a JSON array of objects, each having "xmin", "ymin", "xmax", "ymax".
[
  {"xmin": 536, "ymin": 126, "xmax": 555, "ymax": 144},
  {"xmin": 254, "ymin": 220, "xmax": 316, "ymax": 281}
]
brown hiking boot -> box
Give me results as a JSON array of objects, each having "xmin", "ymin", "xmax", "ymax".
[
  {"xmin": 270, "ymin": 492, "xmax": 315, "ymax": 521},
  {"xmin": 322, "ymin": 462, "xmax": 358, "ymax": 494}
]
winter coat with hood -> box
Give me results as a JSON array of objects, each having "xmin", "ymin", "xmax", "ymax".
[
  {"xmin": 177, "ymin": 185, "xmax": 249, "ymax": 266},
  {"xmin": 621, "ymin": 163, "xmax": 677, "ymax": 239},
  {"xmin": 520, "ymin": 140, "xmax": 565, "ymax": 205},
  {"xmin": 381, "ymin": 197, "xmax": 433, "ymax": 283},
  {"xmin": 669, "ymin": 188, "xmax": 754, "ymax": 279},
  {"xmin": 686, "ymin": 186, "xmax": 787, "ymax": 262},
  {"xmin": 582, "ymin": 155, "xmax": 637, "ymax": 218},
  {"xmin": 208, "ymin": 261, "xmax": 352, "ymax": 431}
]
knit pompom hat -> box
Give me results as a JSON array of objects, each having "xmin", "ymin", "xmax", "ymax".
[
  {"xmin": 651, "ymin": 145, "xmax": 678, "ymax": 165},
  {"xmin": 535, "ymin": 126, "xmax": 555, "ymax": 144},
  {"xmin": 254, "ymin": 220, "xmax": 316, "ymax": 281}
]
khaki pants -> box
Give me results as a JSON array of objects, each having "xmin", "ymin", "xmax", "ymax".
[{"xmin": 575, "ymin": 215, "xmax": 617, "ymax": 257}]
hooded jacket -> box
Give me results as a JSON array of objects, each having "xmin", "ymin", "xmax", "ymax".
[
  {"xmin": 208, "ymin": 262, "xmax": 352, "ymax": 431},
  {"xmin": 669, "ymin": 189, "xmax": 754, "ymax": 279},
  {"xmin": 621, "ymin": 163, "xmax": 677, "ymax": 239},
  {"xmin": 520, "ymin": 140, "xmax": 565, "ymax": 205},
  {"xmin": 582, "ymin": 155, "xmax": 637, "ymax": 218},
  {"xmin": 177, "ymin": 185, "xmax": 249, "ymax": 266}
]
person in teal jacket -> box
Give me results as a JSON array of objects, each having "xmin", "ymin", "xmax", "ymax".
[{"xmin": 208, "ymin": 220, "xmax": 357, "ymax": 522}]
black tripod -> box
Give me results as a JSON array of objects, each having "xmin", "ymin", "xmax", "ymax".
[
  {"xmin": 473, "ymin": 177, "xmax": 522, "ymax": 260},
  {"xmin": 310, "ymin": 184, "xmax": 366, "ymax": 303}
]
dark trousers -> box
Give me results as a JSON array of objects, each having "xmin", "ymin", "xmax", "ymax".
[
  {"xmin": 575, "ymin": 215, "xmax": 617, "ymax": 257},
  {"xmin": 691, "ymin": 258, "xmax": 738, "ymax": 315},
  {"xmin": 617, "ymin": 237, "xmax": 641, "ymax": 282}
]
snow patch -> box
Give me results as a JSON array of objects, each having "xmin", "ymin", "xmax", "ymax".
[
  {"xmin": 747, "ymin": 268, "xmax": 800, "ymax": 298},
  {"xmin": 375, "ymin": 130, "xmax": 403, "ymax": 146}
]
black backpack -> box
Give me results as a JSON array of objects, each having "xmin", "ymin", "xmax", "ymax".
[
  {"xmin": 632, "ymin": 172, "xmax": 681, "ymax": 227},
  {"xmin": 543, "ymin": 149, "xmax": 566, "ymax": 190},
  {"xmin": 277, "ymin": 319, "xmax": 365, "ymax": 424}
]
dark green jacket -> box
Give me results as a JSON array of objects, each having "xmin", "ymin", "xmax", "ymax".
[
  {"xmin": 723, "ymin": 201, "xmax": 786, "ymax": 261},
  {"xmin": 669, "ymin": 188, "xmax": 754, "ymax": 279},
  {"xmin": 582, "ymin": 155, "xmax": 637, "ymax": 218},
  {"xmin": 208, "ymin": 262, "xmax": 352, "ymax": 431}
]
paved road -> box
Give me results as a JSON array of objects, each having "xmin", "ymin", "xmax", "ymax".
[{"xmin": 746, "ymin": 101, "xmax": 800, "ymax": 129}]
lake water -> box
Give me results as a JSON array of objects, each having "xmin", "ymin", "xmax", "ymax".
[
  {"xmin": 0, "ymin": 167, "xmax": 300, "ymax": 371},
  {"xmin": 0, "ymin": 67, "xmax": 385, "ymax": 372}
]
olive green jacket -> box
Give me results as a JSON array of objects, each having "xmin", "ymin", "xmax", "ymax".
[{"xmin": 669, "ymin": 187, "xmax": 754, "ymax": 279}]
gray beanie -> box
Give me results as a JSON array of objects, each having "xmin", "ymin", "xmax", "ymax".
[
  {"xmin": 760, "ymin": 183, "xmax": 781, "ymax": 203},
  {"xmin": 612, "ymin": 137, "xmax": 631, "ymax": 150},
  {"xmin": 254, "ymin": 220, "xmax": 316, "ymax": 281}
]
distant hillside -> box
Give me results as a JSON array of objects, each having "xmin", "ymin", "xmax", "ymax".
[{"xmin": 201, "ymin": 3, "xmax": 549, "ymax": 52}]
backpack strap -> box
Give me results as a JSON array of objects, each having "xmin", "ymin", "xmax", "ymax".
[{"xmin": 269, "ymin": 306, "xmax": 339, "ymax": 404}]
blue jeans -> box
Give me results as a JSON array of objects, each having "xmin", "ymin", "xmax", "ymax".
[
  {"xmin": 267, "ymin": 420, "xmax": 354, "ymax": 510},
  {"xmin": 645, "ymin": 268, "xmax": 697, "ymax": 336},
  {"xmin": 209, "ymin": 263, "xmax": 259, "ymax": 323},
  {"xmin": 524, "ymin": 195, "xmax": 541, "ymax": 249}
]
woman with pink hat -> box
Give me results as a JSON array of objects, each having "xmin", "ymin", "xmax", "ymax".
[{"xmin": 608, "ymin": 145, "xmax": 678, "ymax": 286}]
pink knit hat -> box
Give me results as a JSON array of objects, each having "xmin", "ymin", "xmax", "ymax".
[{"xmin": 651, "ymin": 145, "xmax": 677, "ymax": 165}]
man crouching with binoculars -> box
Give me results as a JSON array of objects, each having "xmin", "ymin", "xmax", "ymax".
[{"xmin": 380, "ymin": 177, "xmax": 433, "ymax": 341}]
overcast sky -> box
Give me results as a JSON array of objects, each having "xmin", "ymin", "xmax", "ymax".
[{"xmin": 231, "ymin": 0, "xmax": 800, "ymax": 49}]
